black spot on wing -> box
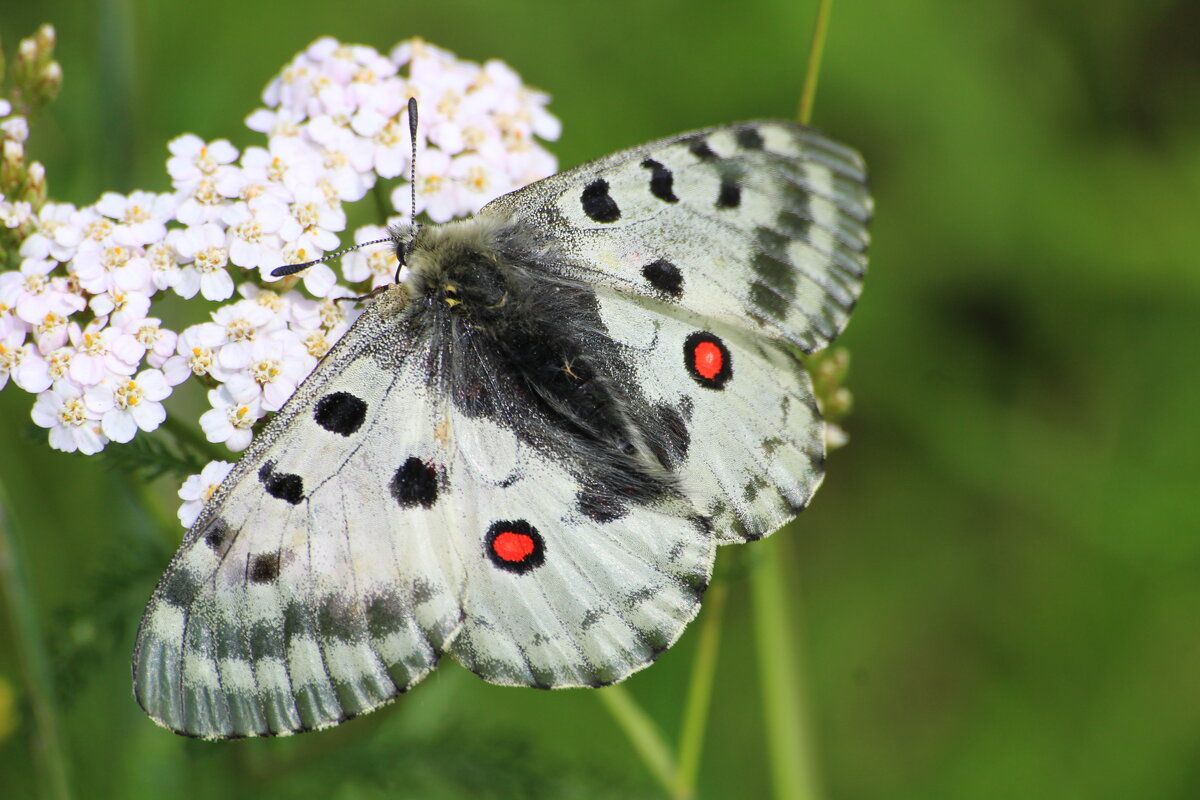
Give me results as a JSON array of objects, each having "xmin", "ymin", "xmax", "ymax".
[
  {"xmin": 316, "ymin": 594, "xmax": 364, "ymax": 642},
  {"xmin": 641, "ymin": 259, "xmax": 683, "ymax": 298},
  {"xmin": 314, "ymin": 391, "xmax": 367, "ymax": 436},
  {"xmin": 749, "ymin": 280, "xmax": 791, "ymax": 320},
  {"xmin": 776, "ymin": 209, "xmax": 813, "ymax": 240},
  {"xmin": 686, "ymin": 136, "xmax": 718, "ymax": 161},
  {"xmin": 736, "ymin": 126, "xmax": 765, "ymax": 150},
  {"xmin": 390, "ymin": 456, "xmax": 439, "ymax": 508},
  {"xmin": 203, "ymin": 519, "xmax": 230, "ymax": 552},
  {"xmin": 717, "ymin": 178, "xmax": 741, "ymax": 209},
  {"xmin": 581, "ymin": 178, "xmax": 620, "ymax": 223},
  {"xmin": 752, "ymin": 251, "xmax": 797, "ymax": 303},
  {"xmin": 162, "ymin": 568, "xmax": 200, "ymax": 608},
  {"xmin": 640, "ymin": 158, "xmax": 678, "ymax": 203},
  {"xmin": 250, "ymin": 552, "xmax": 280, "ymax": 583},
  {"xmin": 249, "ymin": 619, "xmax": 285, "ymax": 661},
  {"xmin": 365, "ymin": 592, "xmax": 408, "ymax": 638},
  {"xmin": 258, "ymin": 461, "xmax": 304, "ymax": 505}
]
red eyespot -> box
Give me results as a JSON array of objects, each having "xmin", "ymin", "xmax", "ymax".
[
  {"xmin": 683, "ymin": 332, "xmax": 732, "ymax": 388},
  {"xmin": 692, "ymin": 340, "xmax": 724, "ymax": 380},
  {"xmin": 493, "ymin": 530, "xmax": 535, "ymax": 562},
  {"xmin": 485, "ymin": 520, "xmax": 545, "ymax": 574}
]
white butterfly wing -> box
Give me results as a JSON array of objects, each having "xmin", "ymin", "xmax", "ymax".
[
  {"xmin": 479, "ymin": 120, "xmax": 868, "ymax": 542},
  {"xmin": 134, "ymin": 291, "xmax": 466, "ymax": 737},
  {"xmin": 481, "ymin": 120, "xmax": 870, "ymax": 353},
  {"xmin": 598, "ymin": 288, "xmax": 826, "ymax": 543},
  {"xmin": 442, "ymin": 437, "xmax": 713, "ymax": 688}
]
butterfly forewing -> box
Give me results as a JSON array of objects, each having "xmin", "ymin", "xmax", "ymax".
[
  {"xmin": 134, "ymin": 291, "xmax": 466, "ymax": 738},
  {"xmin": 481, "ymin": 120, "xmax": 870, "ymax": 353}
]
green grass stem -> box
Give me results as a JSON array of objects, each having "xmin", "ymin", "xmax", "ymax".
[
  {"xmin": 0, "ymin": 479, "xmax": 73, "ymax": 800},
  {"xmin": 751, "ymin": 536, "xmax": 822, "ymax": 800},
  {"xmin": 672, "ymin": 580, "xmax": 730, "ymax": 800},
  {"xmin": 596, "ymin": 684, "xmax": 675, "ymax": 795}
]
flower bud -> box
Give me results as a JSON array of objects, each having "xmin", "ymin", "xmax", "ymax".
[
  {"xmin": 35, "ymin": 24, "xmax": 56, "ymax": 54},
  {"xmin": 1, "ymin": 139, "xmax": 24, "ymax": 186},
  {"xmin": 24, "ymin": 161, "xmax": 47, "ymax": 207},
  {"xmin": 39, "ymin": 61, "xmax": 63, "ymax": 103},
  {"xmin": 15, "ymin": 39, "xmax": 37, "ymax": 83},
  {"xmin": 1, "ymin": 116, "xmax": 29, "ymax": 143}
]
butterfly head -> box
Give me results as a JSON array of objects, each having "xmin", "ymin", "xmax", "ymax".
[{"xmin": 386, "ymin": 221, "xmax": 421, "ymax": 277}]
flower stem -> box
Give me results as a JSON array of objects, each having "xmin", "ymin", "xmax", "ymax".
[
  {"xmin": 744, "ymin": 7, "xmax": 838, "ymax": 797},
  {"xmin": 596, "ymin": 684, "xmax": 675, "ymax": 795},
  {"xmin": 751, "ymin": 536, "xmax": 822, "ymax": 800},
  {"xmin": 0, "ymin": 479, "xmax": 73, "ymax": 800},
  {"xmin": 162, "ymin": 410, "xmax": 226, "ymax": 465},
  {"xmin": 672, "ymin": 579, "xmax": 729, "ymax": 800},
  {"xmin": 797, "ymin": 0, "xmax": 833, "ymax": 126}
]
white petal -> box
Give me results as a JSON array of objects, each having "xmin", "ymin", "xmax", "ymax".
[
  {"xmin": 102, "ymin": 409, "xmax": 138, "ymax": 443},
  {"xmin": 131, "ymin": 400, "xmax": 166, "ymax": 432}
]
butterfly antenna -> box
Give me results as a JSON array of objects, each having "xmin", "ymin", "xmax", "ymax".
[
  {"xmin": 271, "ymin": 98, "xmax": 423, "ymax": 280},
  {"xmin": 407, "ymin": 96, "xmax": 420, "ymax": 235},
  {"xmin": 270, "ymin": 238, "xmax": 397, "ymax": 278}
]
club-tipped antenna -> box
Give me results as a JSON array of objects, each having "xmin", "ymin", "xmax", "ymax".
[
  {"xmin": 407, "ymin": 96, "xmax": 420, "ymax": 234},
  {"xmin": 270, "ymin": 238, "xmax": 395, "ymax": 278},
  {"xmin": 269, "ymin": 98, "xmax": 423, "ymax": 280}
]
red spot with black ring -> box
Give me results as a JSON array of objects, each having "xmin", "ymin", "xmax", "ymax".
[
  {"xmin": 683, "ymin": 331, "xmax": 732, "ymax": 389},
  {"xmin": 485, "ymin": 519, "xmax": 546, "ymax": 574}
]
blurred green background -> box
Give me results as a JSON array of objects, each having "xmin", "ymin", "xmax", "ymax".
[{"xmin": 1, "ymin": 1, "xmax": 1198, "ymax": 798}]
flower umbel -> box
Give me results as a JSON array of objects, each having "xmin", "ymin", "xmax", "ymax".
[
  {"xmin": 0, "ymin": 30, "xmax": 560, "ymax": 530},
  {"xmin": 0, "ymin": 31, "xmax": 561, "ymax": 534}
]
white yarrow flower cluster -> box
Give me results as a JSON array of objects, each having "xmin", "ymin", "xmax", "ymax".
[{"xmin": 0, "ymin": 37, "xmax": 559, "ymax": 527}]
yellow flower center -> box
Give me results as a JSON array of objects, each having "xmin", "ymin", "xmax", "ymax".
[
  {"xmin": 58, "ymin": 396, "xmax": 88, "ymax": 426},
  {"xmin": 188, "ymin": 346, "xmax": 213, "ymax": 375},
  {"xmin": 228, "ymin": 404, "xmax": 255, "ymax": 429},
  {"xmin": 250, "ymin": 359, "xmax": 280, "ymax": 385},
  {"xmin": 115, "ymin": 379, "xmax": 144, "ymax": 409},
  {"xmin": 195, "ymin": 246, "xmax": 226, "ymax": 274}
]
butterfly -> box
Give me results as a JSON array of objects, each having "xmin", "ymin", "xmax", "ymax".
[{"xmin": 133, "ymin": 118, "xmax": 872, "ymax": 738}]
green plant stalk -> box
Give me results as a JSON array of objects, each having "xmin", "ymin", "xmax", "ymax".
[
  {"xmin": 742, "ymin": 7, "xmax": 839, "ymax": 797},
  {"xmin": 798, "ymin": 0, "xmax": 833, "ymax": 126},
  {"xmin": 672, "ymin": 580, "xmax": 730, "ymax": 800},
  {"xmin": 596, "ymin": 684, "xmax": 675, "ymax": 794},
  {"xmin": 161, "ymin": 410, "xmax": 227, "ymax": 465},
  {"xmin": 0, "ymin": 479, "xmax": 73, "ymax": 800},
  {"xmin": 751, "ymin": 535, "xmax": 822, "ymax": 800},
  {"xmin": 125, "ymin": 475, "xmax": 183, "ymax": 545}
]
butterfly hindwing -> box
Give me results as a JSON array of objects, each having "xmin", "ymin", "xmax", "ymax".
[
  {"xmin": 595, "ymin": 288, "xmax": 826, "ymax": 543},
  {"xmin": 443, "ymin": 439, "xmax": 713, "ymax": 688}
]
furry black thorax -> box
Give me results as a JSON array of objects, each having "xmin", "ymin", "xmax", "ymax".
[{"xmin": 397, "ymin": 217, "xmax": 688, "ymax": 513}]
